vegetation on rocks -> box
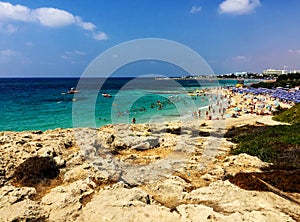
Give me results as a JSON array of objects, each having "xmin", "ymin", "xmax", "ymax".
[
  {"xmin": 226, "ymin": 124, "xmax": 300, "ymax": 168},
  {"xmin": 272, "ymin": 103, "xmax": 300, "ymax": 124},
  {"xmin": 12, "ymin": 156, "xmax": 60, "ymax": 187},
  {"xmin": 226, "ymin": 102, "xmax": 300, "ymax": 170}
]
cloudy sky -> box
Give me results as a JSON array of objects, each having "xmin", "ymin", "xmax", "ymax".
[{"xmin": 0, "ymin": 0, "xmax": 300, "ymax": 77}]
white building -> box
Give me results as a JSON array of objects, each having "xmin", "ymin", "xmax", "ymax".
[
  {"xmin": 289, "ymin": 70, "xmax": 300, "ymax": 74},
  {"xmin": 262, "ymin": 69, "xmax": 288, "ymax": 76},
  {"xmin": 234, "ymin": 72, "xmax": 248, "ymax": 76}
]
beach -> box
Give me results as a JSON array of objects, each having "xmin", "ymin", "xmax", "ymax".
[
  {"xmin": 2, "ymin": 0, "xmax": 300, "ymax": 221},
  {"xmin": 1, "ymin": 86, "xmax": 299, "ymax": 221}
]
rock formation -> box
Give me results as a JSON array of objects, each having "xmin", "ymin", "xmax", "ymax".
[{"xmin": 0, "ymin": 120, "xmax": 299, "ymax": 221}]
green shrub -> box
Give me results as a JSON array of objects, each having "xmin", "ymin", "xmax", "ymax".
[
  {"xmin": 229, "ymin": 124, "xmax": 300, "ymax": 167},
  {"xmin": 273, "ymin": 103, "xmax": 300, "ymax": 124}
]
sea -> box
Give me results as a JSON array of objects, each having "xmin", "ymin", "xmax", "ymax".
[{"xmin": 0, "ymin": 78, "xmax": 255, "ymax": 132}]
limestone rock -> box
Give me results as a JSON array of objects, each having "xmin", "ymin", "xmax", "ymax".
[
  {"xmin": 222, "ymin": 153, "xmax": 270, "ymax": 177},
  {"xmin": 40, "ymin": 180, "xmax": 94, "ymax": 221},
  {"xmin": 0, "ymin": 123, "xmax": 299, "ymax": 222},
  {"xmin": 76, "ymin": 186, "xmax": 180, "ymax": 222},
  {"xmin": 223, "ymin": 153, "xmax": 270, "ymax": 169},
  {"xmin": 143, "ymin": 176, "xmax": 191, "ymax": 208},
  {"xmin": 0, "ymin": 185, "xmax": 45, "ymax": 221},
  {"xmin": 184, "ymin": 180, "xmax": 298, "ymax": 222}
]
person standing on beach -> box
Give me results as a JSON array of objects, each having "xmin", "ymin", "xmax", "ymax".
[{"xmin": 132, "ymin": 117, "xmax": 136, "ymax": 124}]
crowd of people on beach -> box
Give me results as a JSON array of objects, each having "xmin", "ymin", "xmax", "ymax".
[
  {"xmin": 225, "ymin": 90, "xmax": 277, "ymax": 117},
  {"xmin": 191, "ymin": 86, "xmax": 298, "ymax": 121},
  {"xmin": 225, "ymin": 87, "xmax": 295, "ymax": 117},
  {"xmin": 232, "ymin": 87, "xmax": 300, "ymax": 104},
  {"xmin": 192, "ymin": 93, "xmax": 229, "ymax": 120}
]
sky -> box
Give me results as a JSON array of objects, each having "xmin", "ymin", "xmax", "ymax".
[{"xmin": 0, "ymin": 0, "xmax": 300, "ymax": 77}]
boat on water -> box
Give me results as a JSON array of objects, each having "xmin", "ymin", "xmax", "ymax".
[
  {"xmin": 68, "ymin": 87, "xmax": 79, "ymax": 94},
  {"xmin": 102, "ymin": 93, "xmax": 112, "ymax": 98}
]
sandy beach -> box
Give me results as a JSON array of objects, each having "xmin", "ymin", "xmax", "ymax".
[{"xmin": 0, "ymin": 87, "xmax": 299, "ymax": 221}]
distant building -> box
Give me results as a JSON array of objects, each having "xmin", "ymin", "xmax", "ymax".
[
  {"xmin": 289, "ymin": 70, "xmax": 300, "ymax": 74},
  {"xmin": 262, "ymin": 69, "xmax": 288, "ymax": 76},
  {"xmin": 234, "ymin": 72, "xmax": 247, "ymax": 76}
]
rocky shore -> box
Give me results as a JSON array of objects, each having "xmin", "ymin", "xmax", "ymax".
[{"xmin": 0, "ymin": 116, "xmax": 299, "ymax": 221}]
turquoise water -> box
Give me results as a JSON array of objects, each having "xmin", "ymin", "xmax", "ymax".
[{"xmin": 0, "ymin": 78, "xmax": 245, "ymax": 131}]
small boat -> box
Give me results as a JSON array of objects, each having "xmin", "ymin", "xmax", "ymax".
[
  {"xmin": 102, "ymin": 93, "xmax": 112, "ymax": 98},
  {"xmin": 68, "ymin": 87, "xmax": 79, "ymax": 94}
]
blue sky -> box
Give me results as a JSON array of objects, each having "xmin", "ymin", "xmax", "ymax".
[{"xmin": 0, "ymin": 0, "xmax": 300, "ymax": 77}]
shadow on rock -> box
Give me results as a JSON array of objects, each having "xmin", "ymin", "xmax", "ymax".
[{"xmin": 229, "ymin": 170, "xmax": 300, "ymax": 193}]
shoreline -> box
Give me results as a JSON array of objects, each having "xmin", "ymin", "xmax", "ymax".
[
  {"xmin": 2, "ymin": 78, "xmax": 285, "ymax": 132},
  {"xmin": 1, "ymin": 86, "xmax": 294, "ymax": 133}
]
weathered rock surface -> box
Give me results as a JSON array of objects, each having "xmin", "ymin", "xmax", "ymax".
[{"xmin": 0, "ymin": 121, "xmax": 299, "ymax": 221}]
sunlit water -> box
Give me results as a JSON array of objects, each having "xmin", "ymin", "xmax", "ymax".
[{"xmin": 0, "ymin": 78, "xmax": 250, "ymax": 131}]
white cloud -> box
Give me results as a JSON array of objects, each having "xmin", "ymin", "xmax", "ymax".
[
  {"xmin": 288, "ymin": 49, "xmax": 300, "ymax": 55},
  {"xmin": 219, "ymin": 0, "xmax": 260, "ymax": 15},
  {"xmin": 0, "ymin": 1, "xmax": 107, "ymax": 40},
  {"xmin": 61, "ymin": 55, "xmax": 70, "ymax": 60},
  {"xmin": 0, "ymin": 49, "xmax": 19, "ymax": 63},
  {"xmin": 93, "ymin": 32, "xmax": 108, "ymax": 41},
  {"xmin": 33, "ymin": 7, "xmax": 75, "ymax": 27},
  {"xmin": 61, "ymin": 50, "xmax": 86, "ymax": 60},
  {"xmin": 75, "ymin": 16, "xmax": 96, "ymax": 31},
  {"xmin": 0, "ymin": 2, "xmax": 32, "ymax": 22},
  {"xmin": 0, "ymin": 49, "xmax": 17, "ymax": 56},
  {"xmin": 190, "ymin": 5, "xmax": 202, "ymax": 14}
]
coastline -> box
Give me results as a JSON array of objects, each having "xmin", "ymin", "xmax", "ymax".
[
  {"xmin": 1, "ymin": 87, "xmax": 299, "ymax": 221},
  {"xmin": 2, "ymin": 0, "xmax": 300, "ymax": 220}
]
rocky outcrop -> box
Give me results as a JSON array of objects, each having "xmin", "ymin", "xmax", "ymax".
[
  {"xmin": 0, "ymin": 185, "xmax": 46, "ymax": 221},
  {"xmin": 0, "ymin": 121, "xmax": 299, "ymax": 221}
]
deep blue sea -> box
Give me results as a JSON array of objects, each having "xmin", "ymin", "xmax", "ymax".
[{"xmin": 0, "ymin": 78, "xmax": 249, "ymax": 131}]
